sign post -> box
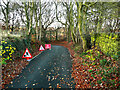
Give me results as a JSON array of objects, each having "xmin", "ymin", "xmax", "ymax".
[{"xmin": 22, "ymin": 48, "xmax": 32, "ymax": 61}]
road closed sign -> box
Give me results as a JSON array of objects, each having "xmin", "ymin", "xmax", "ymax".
[
  {"xmin": 22, "ymin": 48, "xmax": 32, "ymax": 60},
  {"xmin": 45, "ymin": 44, "xmax": 51, "ymax": 50},
  {"xmin": 39, "ymin": 45, "xmax": 45, "ymax": 51}
]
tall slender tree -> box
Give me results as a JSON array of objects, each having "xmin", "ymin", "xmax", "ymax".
[{"xmin": 0, "ymin": 0, "xmax": 10, "ymax": 30}]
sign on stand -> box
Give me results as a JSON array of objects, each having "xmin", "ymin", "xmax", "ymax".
[
  {"xmin": 39, "ymin": 45, "xmax": 45, "ymax": 51},
  {"xmin": 45, "ymin": 44, "xmax": 51, "ymax": 50},
  {"xmin": 22, "ymin": 48, "xmax": 32, "ymax": 61}
]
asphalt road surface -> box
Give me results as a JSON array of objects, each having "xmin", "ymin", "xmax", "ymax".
[{"xmin": 5, "ymin": 45, "xmax": 75, "ymax": 89}]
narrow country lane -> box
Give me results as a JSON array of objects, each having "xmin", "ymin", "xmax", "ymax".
[{"xmin": 5, "ymin": 45, "xmax": 75, "ymax": 88}]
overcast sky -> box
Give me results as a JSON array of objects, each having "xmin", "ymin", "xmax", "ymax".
[
  {"xmin": 0, "ymin": 0, "xmax": 65, "ymax": 28},
  {"xmin": 0, "ymin": 0, "xmax": 119, "ymax": 29}
]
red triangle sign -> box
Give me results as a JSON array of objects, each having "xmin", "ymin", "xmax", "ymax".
[
  {"xmin": 22, "ymin": 48, "xmax": 32, "ymax": 60},
  {"xmin": 39, "ymin": 45, "xmax": 45, "ymax": 51}
]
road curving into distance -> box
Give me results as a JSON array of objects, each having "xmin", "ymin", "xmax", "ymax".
[{"xmin": 5, "ymin": 45, "xmax": 75, "ymax": 88}]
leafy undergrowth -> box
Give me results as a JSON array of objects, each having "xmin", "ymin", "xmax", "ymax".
[
  {"xmin": 51, "ymin": 41, "xmax": 120, "ymax": 89},
  {"xmin": 2, "ymin": 40, "xmax": 42, "ymax": 89},
  {"xmin": 72, "ymin": 47, "xmax": 120, "ymax": 89}
]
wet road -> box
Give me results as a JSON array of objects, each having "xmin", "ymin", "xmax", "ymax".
[{"xmin": 5, "ymin": 45, "xmax": 75, "ymax": 88}]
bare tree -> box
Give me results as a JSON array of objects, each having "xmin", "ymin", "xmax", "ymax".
[
  {"xmin": 0, "ymin": 0, "xmax": 10, "ymax": 30},
  {"xmin": 41, "ymin": 2, "xmax": 55, "ymax": 41}
]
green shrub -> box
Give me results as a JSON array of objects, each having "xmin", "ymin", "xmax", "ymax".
[
  {"xmin": 0, "ymin": 40, "xmax": 16, "ymax": 65},
  {"xmin": 5, "ymin": 37, "xmax": 32, "ymax": 59},
  {"xmin": 12, "ymin": 38, "xmax": 25, "ymax": 51},
  {"xmin": 90, "ymin": 33, "xmax": 100, "ymax": 47},
  {"xmin": 91, "ymin": 33, "xmax": 119, "ymax": 56}
]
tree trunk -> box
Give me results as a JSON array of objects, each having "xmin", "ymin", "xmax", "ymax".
[
  {"xmin": 34, "ymin": 2, "xmax": 38, "ymax": 40},
  {"xmin": 56, "ymin": 30, "xmax": 58, "ymax": 40},
  {"xmin": 28, "ymin": 2, "xmax": 34, "ymax": 36},
  {"xmin": 24, "ymin": 2, "xmax": 29, "ymax": 36},
  {"xmin": 39, "ymin": 1, "xmax": 42, "ymax": 42},
  {"xmin": 77, "ymin": 2, "xmax": 87, "ymax": 51},
  {"xmin": 67, "ymin": 25, "xmax": 71, "ymax": 42},
  {"xmin": 70, "ymin": 2, "xmax": 75, "ymax": 43}
]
